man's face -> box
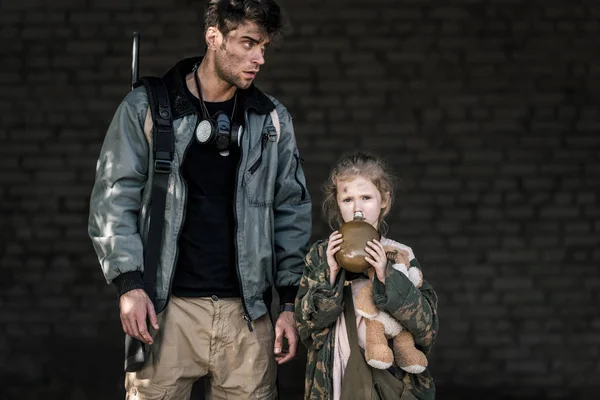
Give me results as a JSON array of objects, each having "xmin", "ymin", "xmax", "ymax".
[{"xmin": 212, "ymin": 21, "xmax": 270, "ymax": 90}]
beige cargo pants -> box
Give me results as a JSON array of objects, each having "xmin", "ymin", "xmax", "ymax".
[{"xmin": 125, "ymin": 295, "xmax": 277, "ymax": 400}]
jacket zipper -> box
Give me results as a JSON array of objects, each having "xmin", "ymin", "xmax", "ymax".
[
  {"xmin": 294, "ymin": 154, "xmax": 307, "ymax": 201},
  {"xmin": 160, "ymin": 113, "xmax": 255, "ymax": 330},
  {"xmin": 158, "ymin": 116, "xmax": 195, "ymax": 314},
  {"xmin": 235, "ymin": 110, "xmax": 254, "ymax": 331}
]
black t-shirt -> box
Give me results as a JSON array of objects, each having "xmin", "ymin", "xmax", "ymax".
[{"xmin": 171, "ymin": 84, "xmax": 243, "ymax": 298}]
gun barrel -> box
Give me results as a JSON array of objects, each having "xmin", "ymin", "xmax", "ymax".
[{"xmin": 131, "ymin": 31, "xmax": 140, "ymax": 89}]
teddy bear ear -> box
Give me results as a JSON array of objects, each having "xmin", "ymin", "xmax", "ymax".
[{"xmin": 384, "ymin": 247, "xmax": 397, "ymax": 260}]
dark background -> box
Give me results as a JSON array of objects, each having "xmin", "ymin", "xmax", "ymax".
[{"xmin": 1, "ymin": 0, "xmax": 599, "ymax": 399}]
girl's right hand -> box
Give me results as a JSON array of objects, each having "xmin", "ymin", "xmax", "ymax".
[{"xmin": 326, "ymin": 231, "xmax": 343, "ymax": 285}]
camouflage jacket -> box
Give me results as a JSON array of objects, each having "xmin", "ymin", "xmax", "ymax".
[{"xmin": 295, "ymin": 239, "xmax": 439, "ymax": 400}]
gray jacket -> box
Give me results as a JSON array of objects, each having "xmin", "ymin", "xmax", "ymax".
[{"xmin": 88, "ymin": 57, "xmax": 312, "ymax": 320}]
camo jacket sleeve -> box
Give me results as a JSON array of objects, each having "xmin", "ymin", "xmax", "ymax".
[
  {"xmin": 372, "ymin": 256, "xmax": 439, "ymax": 355},
  {"xmin": 295, "ymin": 240, "xmax": 345, "ymax": 350},
  {"xmin": 294, "ymin": 240, "xmax": 346, "ymax": 399}
]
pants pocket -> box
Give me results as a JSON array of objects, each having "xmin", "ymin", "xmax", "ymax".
[{"xmin": 125, "ymin": 376, "xmax": 168, "ymax": 400}]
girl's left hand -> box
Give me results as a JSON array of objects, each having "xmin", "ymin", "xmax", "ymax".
[{"xmin": 365, "ymin": 239, "xmax": 387, "ymax": 282}]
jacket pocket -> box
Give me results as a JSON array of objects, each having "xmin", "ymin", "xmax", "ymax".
[
  {"xmin": 293, "ymin": 154, "xmax": 308, "ymax": 202},
  {"xmin": 247, "ymin": 131, "xmax": 269, "ymax": 175},
  {"xmin": 243, "ymin": 128, "xmax": 276, "ymax": 207}
]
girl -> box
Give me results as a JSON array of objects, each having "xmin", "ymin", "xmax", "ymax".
[{"xmin": 295, "ymin": 152, "xmax": 439, "ymax": 400}]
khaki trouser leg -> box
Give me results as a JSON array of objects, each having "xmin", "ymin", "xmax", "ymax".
[
  {"xmin": 206, "ymin": 299, "xmax": 277, "ymax": 400},
  {"xmin": 124, "ymin": 295, "xmax": 277, "ymax": 400},
  {"xmin": 125, "ymin": 296, "xmax": 211, "ymax": 399}
]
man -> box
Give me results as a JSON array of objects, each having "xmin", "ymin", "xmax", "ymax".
[{"xmin": 88, "ymin": 0, "xmax": 312, "ymax": 398}]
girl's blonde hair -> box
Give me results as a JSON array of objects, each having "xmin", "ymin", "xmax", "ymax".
[{"xmin": 322, "ymin": 151, "xmax": 396, "ymax": 235}]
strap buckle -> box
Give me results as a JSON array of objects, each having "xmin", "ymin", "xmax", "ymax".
[{"xmin": 154, "ymin": 159, "xmax": 172, "ymax": 174}]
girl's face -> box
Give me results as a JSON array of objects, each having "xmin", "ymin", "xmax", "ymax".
[{"xmin": 336, "ymin": 175, "xmax": 388, "ymax": 229}]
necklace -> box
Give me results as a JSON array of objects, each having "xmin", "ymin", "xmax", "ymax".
[{"xmin": 192, "ymin": 64, "xmax": 237, "ymax": 121}]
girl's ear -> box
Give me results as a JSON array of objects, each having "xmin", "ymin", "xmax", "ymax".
[{"xmin": 381, "ymin": 191, "xmax": 391, "ymax": 211}]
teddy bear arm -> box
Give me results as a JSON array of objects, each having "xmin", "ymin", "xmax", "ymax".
[{"xmin": 354, "ymin": 282, "xmax": 378, "ymax": 318}]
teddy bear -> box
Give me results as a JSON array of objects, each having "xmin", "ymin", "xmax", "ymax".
[{"xmin": 352, "ymin": 238, "xmax": 428, "ymax": 374}]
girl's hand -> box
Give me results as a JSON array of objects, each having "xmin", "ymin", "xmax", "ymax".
[
  {"xmin": 365, "ymin": 239, "xmax": 388, "ymax": 283},
  {"xmin": 326, "ymin": 231, "xmax": 343, "ymax": 285}
]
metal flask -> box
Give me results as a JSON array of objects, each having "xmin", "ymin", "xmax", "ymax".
[{"xmin": 335, "ymin": 211, "xmax": 381, "ymax": 273}]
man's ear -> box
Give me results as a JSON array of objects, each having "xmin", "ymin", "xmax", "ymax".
[{"xmin": 205, "ymin": 27, "xmax": 221, "ymax": 50}]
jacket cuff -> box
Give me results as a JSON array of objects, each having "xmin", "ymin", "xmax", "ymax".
[
  {"xmin": 278, "ymin": 285, "xmax": 299, "ymax": 305},
  {"xmin": 372, "ymin": 273, "xmax": 387, "ymax": 297},
  {"xmin": 112, "ymin": 271, "xmax": 145, "ymax": 297}
]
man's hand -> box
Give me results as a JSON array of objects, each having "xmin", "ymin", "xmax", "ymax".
[
  {"xmin": 273, "ymin": 310, "xmax": 298, "ymax": 365},
  {"xmin": 119, "ymin": 288, "xmax": 159, "ymax": 345}
]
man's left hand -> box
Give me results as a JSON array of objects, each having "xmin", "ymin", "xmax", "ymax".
[{"xmin": 273, "ymin": 310, "xmax": 298, "ymax": 364}]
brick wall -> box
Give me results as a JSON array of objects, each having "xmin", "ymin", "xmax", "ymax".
[{"xmin": 0, "ymin": 0, "xmax": 599, "ymax": 399}]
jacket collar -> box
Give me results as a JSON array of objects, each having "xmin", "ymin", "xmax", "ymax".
[{"xmin": 162, "ymin": 56, "xmax": 275, "ymax": 119}]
